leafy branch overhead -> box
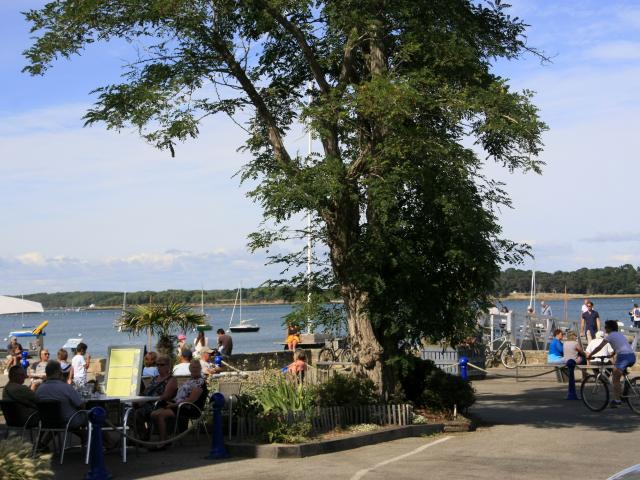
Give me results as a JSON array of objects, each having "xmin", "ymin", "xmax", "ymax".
[{"xmin": 23, "ymin": 0, "xmax": 547, "ymax": 391}]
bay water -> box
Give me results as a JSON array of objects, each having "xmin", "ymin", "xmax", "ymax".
[{"xmin": 3, "ymin": 297, "xmax": 637, "ymax": 357}]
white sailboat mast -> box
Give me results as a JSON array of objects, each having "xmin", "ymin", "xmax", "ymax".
[
  {"xmin": 306, "ymin": 85, "xmax": 313, "ymax": 334},
  {"xmin": 529, "ymin": 269, "xmax": 536, "ymax": 313}
]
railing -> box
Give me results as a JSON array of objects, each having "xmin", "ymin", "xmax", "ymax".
[{"xmin": 234, "ymin": 403, "xmax": 414, "ymax": 439}]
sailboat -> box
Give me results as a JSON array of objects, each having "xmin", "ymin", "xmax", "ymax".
[{"xmin": 228, "ymin": 284, "xmax": 260, "ymax": 333}]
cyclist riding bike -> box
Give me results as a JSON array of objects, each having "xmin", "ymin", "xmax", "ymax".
[{"xmin": 587, "ymin": 320, "xmax": 636, "ymax": 407}]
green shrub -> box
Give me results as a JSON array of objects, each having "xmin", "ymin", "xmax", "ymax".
[
  {"xmin": 0, "ymin": 438, "xmax": 53, "ymax": 480},
  {"xmin": 315, "ymin": 373, "xmax": 379, "ymax": 407},
  {"xmin": 258, "ymin": 413, "xmax": 313, "ymax": 443},
  {"xmin": 395, "ymin": 356, "xmax": 475, "ymax": 412},
  {"xmin": 252, "ymin": 375, "xmax": 316, "ymax": 413}
]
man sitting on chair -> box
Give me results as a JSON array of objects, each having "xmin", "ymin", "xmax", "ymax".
[
  {"xmin": 3, "ymin": 365, "xmax": 37, "ymax": 426},
  {"xmin": 35, "ymin": 360, "xmax": 86, "ymax": 429}
]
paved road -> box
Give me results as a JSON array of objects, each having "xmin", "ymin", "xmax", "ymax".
[{"xmin": 54, "ymin": 374, "xmax": 640, "ymax": 479}]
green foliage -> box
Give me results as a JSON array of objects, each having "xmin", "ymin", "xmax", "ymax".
[
  {"xmin": 258, "ymin": 414, "xmax": 313, "ymax": 444},
  {"xmin": 396, "ymin": 357, "xmax": 475, "ymax": 412},
  {"xmin": 23, "ymin": 287, "xmax": 303, "ymax": 309},
  {"xmin": 22, "ymin": 0, "xmax": 547, "ymax": 389},
  {"xmin": 0, "ymin": 438, "xmax": 53, "ymax": 480},
  {"xmin": 496, "ymin": 265, "xmax": 640, "ymax": 296},
  {"xmin": 116, "ymin": 302, "xmax": 205, "ymax": 357},
  {"xmin": 315, "ymin": 373, "xmax": 379, "ymax": 407},
  {"xmin": 252, "ymin": 375, "xmax": 316, "ymax": 414}
]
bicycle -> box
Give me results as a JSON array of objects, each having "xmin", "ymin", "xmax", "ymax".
[
  {"xmin": 580, "ymin": 364, "xmax": 640, "ymax": 413},
  {"xmin": 484, "ymin": 332, "xmax": 525, "ymax": 369},
  {"xmin": 318, "ymin": 337, "xmax": 353, "ymax": 363}
]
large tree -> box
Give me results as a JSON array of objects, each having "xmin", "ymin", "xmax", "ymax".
[{"xmin": 23, "ymin": 0, "xmax": 546, "ymax": 392}]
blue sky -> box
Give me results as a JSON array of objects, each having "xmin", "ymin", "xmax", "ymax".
[{"xmin": 1, "ymin": 0, "xmax": 639, "ymax": 294}]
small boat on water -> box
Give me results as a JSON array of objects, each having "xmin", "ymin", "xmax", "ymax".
[{"xmin": 228, "ymin": 284, "xmax": 260, "ymax": 333}]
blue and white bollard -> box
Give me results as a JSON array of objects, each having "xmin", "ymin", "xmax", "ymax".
[
  {"xmin": 208, "ymin": 392, "xmax": 228, "ymax": 459},
  {"xmin": 85, "ymin": 407, "xmax": 112, "ymax": 480},
  {"xmin": 20, "ymin": 351, "xmax": 29, "ymax": 370},
  {"xmin": 459, "ymin": 356, "xmax": 469, "ymax": 381},
  {"xmin": 566, "ymin": 359, "xmax": 578, "ymax": 400}
]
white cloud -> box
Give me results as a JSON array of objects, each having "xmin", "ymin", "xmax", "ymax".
[
  {"xmin": 16, "ymin": 252, "xmax": 46, "ymax": 266},
  {"xmin": 0, "ymin": 249, "xmax": 293, "ymax": 294}
]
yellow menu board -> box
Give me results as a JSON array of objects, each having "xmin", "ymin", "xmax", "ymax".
[{"xmin": 105, "ymin": 346, "xmax": 144, "ymax": 397}]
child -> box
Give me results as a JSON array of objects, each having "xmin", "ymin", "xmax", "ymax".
[
  {"xmin": 287, "ymin": 351, "xmax": 307, "ymax": 374},
  {"xmin": 58, "ymin": 348, "xmax": 71, "ymax": 374},
  {"xmin": 69, "ymin": 342, "xmax": 90, "ymax": 387}
]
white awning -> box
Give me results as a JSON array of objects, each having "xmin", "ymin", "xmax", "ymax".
[{"xmin": 0, "ymin": 295, "xmax": 44, "ymax": 315}]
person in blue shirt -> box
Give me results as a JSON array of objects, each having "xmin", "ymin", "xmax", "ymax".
[{"xmin": 547, "ymin": 329, "xmax": 564, "ymax": 363}]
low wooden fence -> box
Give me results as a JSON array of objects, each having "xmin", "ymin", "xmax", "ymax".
[{"xmin": 234, "ymin": 403, "xmax": 413, "ymax": 439}]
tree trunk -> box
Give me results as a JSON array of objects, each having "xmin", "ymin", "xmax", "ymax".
[
  {"xmin": 156, "ymin": 334, "xmax": 176, "ymax": 363},
  {"xmin": 342, "ymin": 285, "xmax": 392, "ymax": 395}
]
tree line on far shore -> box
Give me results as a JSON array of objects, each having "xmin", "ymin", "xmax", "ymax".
[
  {"xmin": 22, "ymin": 263, "xmax": 640, "ymax": 309},
  {"xmin": 495, "ymin": 264, "xmax": 640, "ymax": 296},
  {"xmin": 23, "ymin": 286, "xmax": 310, "ymax": 309}
]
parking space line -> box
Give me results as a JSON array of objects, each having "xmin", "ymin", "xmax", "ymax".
[{"xmin": 349, "ymin": 436, "xmax": 452, "ymax": 480}]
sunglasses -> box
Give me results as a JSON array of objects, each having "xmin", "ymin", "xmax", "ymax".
[{"xmin": 156, "ymin": 363, "xmax": 168, "ymax": 366}]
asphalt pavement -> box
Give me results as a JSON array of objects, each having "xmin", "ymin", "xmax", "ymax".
[{"xmin": 52, "ymin": 371, "xmax": 640, "ymax": 480}]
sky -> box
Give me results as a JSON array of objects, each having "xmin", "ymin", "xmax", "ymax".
[{"xmin": 1, "ymin": 0, "xmax": 639, "ymax": 294}]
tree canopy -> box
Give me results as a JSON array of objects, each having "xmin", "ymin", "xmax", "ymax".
[{"xmin": 23, "ymin": 0, "xmax": 546, "ymax": 391}]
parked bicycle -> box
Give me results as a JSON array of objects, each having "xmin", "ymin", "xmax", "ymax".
[
  {"xmin": 580, "ymin": 365, "xmax": 640, "ymax": 413},
  {"xmin": 318, "ymin": 337, "xmax": 353, "ymax": 363},
  {"xmin": 484, "ymin": 332, "xmax": 525, "ymax": 369}
]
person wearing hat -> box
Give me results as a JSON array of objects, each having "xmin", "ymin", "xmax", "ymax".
[
  {"xmin": 176, "ymin": 334, "xmax": 187, "ymax": 357},
  {"xmin": 198, "ymin": 346, "xmax": 218, "ymax": 375},
  {"xmin": 585, "ymin": 331, "xmax": 614, "ymax": 366},
  {"xmin": 173, "ymin": 349, "xmax": 193, "ymax": 376}
]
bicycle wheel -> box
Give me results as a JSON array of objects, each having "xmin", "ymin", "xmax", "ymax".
[
  {"xmin": 318, "ymin": 347, "xmax": 335, "ymax": 362},
  {"xmin": 624, "ymin": 377, "xmax": 640, "ymax": 414},
  {"xmin": 500, "ymin": 345, "xmax": 525, "ymax": 369},
  {"xmin": 336, "ymin": 347, "xmax": 353, "ymax": 363},
  {"xmin": 581, "ymin": 374, "xmax": 610, "ymax": 412}
]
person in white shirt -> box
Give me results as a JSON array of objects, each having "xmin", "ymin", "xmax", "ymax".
[
  {"xmin": 540, "ymin": 301, "xmax": 552, "ymax": 317},
  {"xmin": 585, "ymin": 331, "xmax": 614, "ymax": 365},
  {"xmin": 587, "ymin": 320, "xmax": 636, "ymax": 407},
  {"xmin": 172, "ymin": 349, "xmax": 192, "ymax": 376},
  {"xmin": 68, "ymin": 342, "xmax": 90, "ymax": 387}
]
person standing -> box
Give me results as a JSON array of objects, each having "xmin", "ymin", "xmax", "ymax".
[
  {"xmin": 580, "ymin": 301, "xmax": 601, "ymax": 342},
  {"xmin": 630, "ymin": 304, "xmax": 640, "ymax": 329},
  {"xmin": 540, "ymin": 301, "xmax": 552, "ymax": 317},
  {"xmin": 68, "ymin": 342, "xmax": 90, "ymax": 387},
  {"xmin": 216, "ymin": 328, "xmax": 233, "ymax": 357}
]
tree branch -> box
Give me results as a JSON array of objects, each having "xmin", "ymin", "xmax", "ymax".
[{"xmin": 209, "ymin": 34, "xmax": 293, "ymax": 167}]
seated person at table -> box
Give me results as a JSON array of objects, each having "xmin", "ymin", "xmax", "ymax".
[
  {"xmin": 6, "ymin": 344, "xmax": 25, "ymax": 371},
  {"xmin": 36, "ymin": 360, "xmax": 86, "ymax": 429},
  {"xmin": 134, "ymin": 354, "xmax": 177, "ymax": 440},
  {"xmin": 3, "ymin": 366, "xmax": 38, "ymax": 426},
  {"xmin": 287, "ymin": 351, "xmax": 308, "ymax": 374},
  {"xmin": 563, "ymin": 331, "xmax": 585, "ymax": 365},
  {"xmin": 29, "ymin": 349, "xmax": 50, "ymax": 391},
  {"xmin": 150, "ymin": 360, "xmax": 206, "ymax": 447},
  {"xmin": 57, "ymin": 348, "xmax": 71, "ymax": 379},
  {"xmin": 4, "ymin": 337, "xmax": 22, "ymax": 373},
  {"xmin": 143, "ymin": 352, "xmax": 159, "ymax": 377},
  {"xmin": 199, "ymin": 347, "xmax": 218, "ymax": 375},
  {"xmin": 172, "ymin": 349, "xmax": 193, "ymax": 376},
  {"xmin": 547, "ymin": 329, "xmax": 564, "ymax": 363}
]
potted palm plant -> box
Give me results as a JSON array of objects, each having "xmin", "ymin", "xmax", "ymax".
[{"xmin": 117, "ymin": 303, "xmax": 206, "ymax": 358}]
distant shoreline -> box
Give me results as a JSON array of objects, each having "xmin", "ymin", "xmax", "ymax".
[
  {"xmin": 499, "ymin": 293, "xmax": 639, "ymax": 301},
  {"xmin": 47, "ymin": 300, "xmax": 343, "ymax": 311}
]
